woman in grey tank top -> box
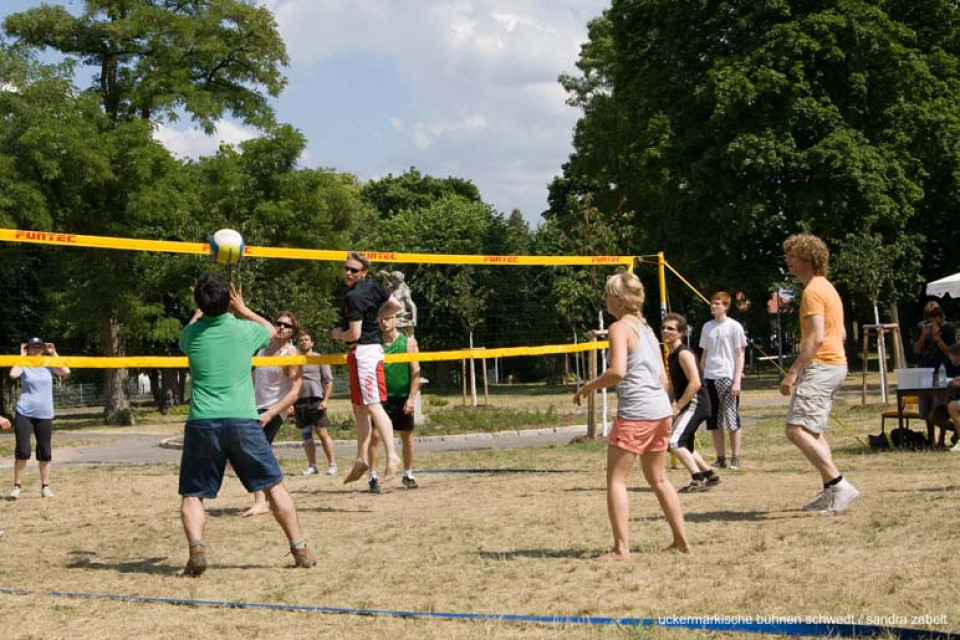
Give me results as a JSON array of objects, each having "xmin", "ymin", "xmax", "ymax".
[{"xmin": 573, "ymin": 272, "xmax": 690, "ymax": 558}]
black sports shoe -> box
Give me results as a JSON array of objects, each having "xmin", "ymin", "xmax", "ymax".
[
  {"xmin": 368, "ymin": 477, "xmax": 381, "ymax": 494},
  {"xmin": 402, "ymin": 475, "xmax": 418, "ymax": 489},
  {"xmin": 710, "ymin": 458, "xmax": 727, "ymax": 469},
  {"xmin": 705, "ymin": 473, "xmax": 722, "ymax": 486}
]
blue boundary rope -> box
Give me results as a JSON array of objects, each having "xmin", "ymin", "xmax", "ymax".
[{"xmin": 0, "ymin": 588, "xmax": 954, "ymax": 638}]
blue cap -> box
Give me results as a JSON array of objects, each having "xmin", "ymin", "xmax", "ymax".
[{"xmin": 26, "ymin": 337, "xmax": 44, "ymax": 346}]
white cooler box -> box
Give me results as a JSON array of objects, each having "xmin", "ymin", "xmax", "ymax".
[{"xmin": 894, "ymin": 368, "xmax": 934, "ymax": 389}]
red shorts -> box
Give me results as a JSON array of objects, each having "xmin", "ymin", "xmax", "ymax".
[
  {"xmin": 347, "ymin": 344, "xmax": 387, "ymax": 406},
  {"xmin": 609, "ymin": 416, "xmax": 672, "ymax": 454}
]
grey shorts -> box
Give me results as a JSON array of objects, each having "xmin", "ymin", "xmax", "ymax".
[{"xmin": 786, "ymin": 363, "xmax": 847, "ymax": 434}]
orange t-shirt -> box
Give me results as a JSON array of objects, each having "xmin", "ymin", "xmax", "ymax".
[{"xmin": 800, "ymin": 276, "xmax": 846, "ymax": 365}]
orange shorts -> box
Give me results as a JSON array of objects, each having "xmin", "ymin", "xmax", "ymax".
[{"xmin": 609, "ymin": 416, "xmax": 672, "ymax": 454}]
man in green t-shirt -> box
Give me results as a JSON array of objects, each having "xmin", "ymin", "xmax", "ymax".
[{"xmin": 177, "ymin": 271, "xmax": 316, "ymax": 576}]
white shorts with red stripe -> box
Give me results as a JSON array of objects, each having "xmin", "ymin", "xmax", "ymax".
[{"xmin": 347, "ymin": 343, "xmax": 387, "ymax": 406}]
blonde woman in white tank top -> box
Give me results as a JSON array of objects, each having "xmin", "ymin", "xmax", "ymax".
[{"xmin": 574, "ymin": 272, "xmax": 690, "ymax": 558}]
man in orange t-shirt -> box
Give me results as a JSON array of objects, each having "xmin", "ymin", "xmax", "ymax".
[{"xmin": 781, "ymin": 233, "xmax": 859, "ymax": 516}]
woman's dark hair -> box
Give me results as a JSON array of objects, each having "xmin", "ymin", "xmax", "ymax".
[{"xmin": 194, "ymin": 271, "xmax": 230, "ymax": 317}]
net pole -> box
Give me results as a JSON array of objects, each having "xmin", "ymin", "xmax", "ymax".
[{"xmin": 600, "ymin": 310, "xmax": 609, "ymax": 437}]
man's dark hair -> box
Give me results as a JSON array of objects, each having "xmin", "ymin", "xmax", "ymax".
[{"xmin": 194, "ymin": 271, "xmax": 230, "ymax": 317}]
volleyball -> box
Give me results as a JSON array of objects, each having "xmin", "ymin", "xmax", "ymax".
[{"xmin": 209, "ymin": 229, "xmax": 245, "ymax": 265}]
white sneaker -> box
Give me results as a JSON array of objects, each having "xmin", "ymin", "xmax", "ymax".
[
  {"xmin": 326, "ymin": 463, "xmax": 338, "ymax": 476},
  {"xmin": 821, "ymin": 479, "xmax": 859, "ymax": 515},
  {"xmin": 801, "ymin": 489, "xmax": 830, "ymax": 511},
  {"xmin": 9, "ymin": 486, "xmax": 20, "ymax": 500},
  {"xmin": 302, "ymin": 465, "xmax": 320, "ymax": 477},
  {"xmin": 951, "ymin": 443, "xmax": 960, "ymax": 453},
  {"xmin": 41, "ymin": 486, "xmax": 55, "ymax": 498}
]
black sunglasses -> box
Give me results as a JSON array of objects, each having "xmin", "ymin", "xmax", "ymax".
[
  {"xmin": 275, "ymin": 321, "xmax": 295, "ymax": 329},
  {"xmin": 344, "ymin": 266, "xmax": 362, "ymax": 274}
]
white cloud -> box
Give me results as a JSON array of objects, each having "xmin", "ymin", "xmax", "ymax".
[
  {"xmin": 152, "ymin": 120, "xmax": 259, "ymax": 159},
  {"xmin": 260, "ymin": 0, "xmax": 609, "ymax": 222}
]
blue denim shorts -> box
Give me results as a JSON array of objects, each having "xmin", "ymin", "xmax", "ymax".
[{"xmin": 179, "ymin": 418, "xmax": 284, "ymax": 498}]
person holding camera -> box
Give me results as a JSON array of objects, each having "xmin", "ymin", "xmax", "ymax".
[
  {"xmin": 913, "ymin": 301, "xmax": 955, "ymax": 444},
  {"xmin": 9, "ymin": 337, "xmax": 70, "ymax": 499}
]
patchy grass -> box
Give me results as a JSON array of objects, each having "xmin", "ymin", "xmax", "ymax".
[{"xmin": 0, "ymin": 400, "xmax": 958, "ymax": 639}]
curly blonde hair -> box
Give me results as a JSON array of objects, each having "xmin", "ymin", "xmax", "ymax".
[
  {"xmin": 605, "ymin": 271, "xmax": 645, "ymax": 316},
  {"xmin": 783, "ymin": 233, "xmax": 830, "ymax": 276}
]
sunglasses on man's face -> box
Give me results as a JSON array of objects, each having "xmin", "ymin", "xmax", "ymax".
[
  {"xmin": 344, "ymin": 266, "xmax": 362, "ymax": 274},
  {"xmin": 275, "ymin": 321, "xmax": 295, "ymax": 329}
]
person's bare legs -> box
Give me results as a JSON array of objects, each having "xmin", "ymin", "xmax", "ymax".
[
  {"xmin": 344, "ymin": 405, "xmax": 372, "ymax": 483},
  {"xmin": 399, "ymin": 431, "xmax": 414, "ymax": 472},
  {"xmin": 264, "ymin": 482, "xmax": 304, "ymax": 542},
  {"xmin": 600, "ymin": 445, "xmax": 635, "ymax": 561},
  {"xmin": 13, "ymin": 459, "xmax": 26, "ymax": 486},
  {"xmin": 692, "ymin": 451, "xmax": 713, "ymax": 473},
  {"xmin": 302, "ymin": 438, "xmax": 318, "ymax": 468},
  {"xmin": 785, "ymin": 424, "xmax": 839, "ymax": 482},
  {"xmin": 181, "ymin": 496, "xmax": 206, "ymax": 544},
  {"xmin": 368, "ymin": 428, "xmax": 382, "ymax": 474},
  {"xmin": 711, "ymin": 429, "xmax": 725, "ymax": 460},
  {"xmin": 640, "ymin": 451, "xmax": 690, "ymax": 552},
  {"xmin": 368, "ymin": 403, "xmax": 400, "ymax": 480},
  {"xmin": 242, "ymin": 490, "xmax": 270, "ymax": 517},
  {"xmin": 317, "ymin": 427, "xmax": 336, "ymax": 467},
  {"xmin": 670, "ymin": 446, "xmax": 699, "ymax": 476},
  {"xmin": 730, "ymin": 429, "xmax": 742, "ymax": 459}
]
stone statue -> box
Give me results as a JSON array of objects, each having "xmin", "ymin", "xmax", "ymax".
[{"xmin": 378, "ymin": 270, "xmax": 417, "ymax": 329}]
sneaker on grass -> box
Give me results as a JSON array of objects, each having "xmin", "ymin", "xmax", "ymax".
[
  {"xmin": 368, "ymin": 476, "xmax": 381, "ymax": 494},
  {"xmin": 183, "ymin": 543, "xmax": 207, "ymax": 578},
  {"xmin": 801, "ymin": 489, "xmax": 831, "ymax": 512},
  {"xmin": 821, "ymin": 479, "xmax": 860, "ymax": 516},
  {"xmin": 302, "ymin": 465, "xmax": 319, "ymax": 477},
  {"xmin": 9, "ymin": 486, "xmax": 20, "ymax": 500},
  {"xmin": 291, "ymin": 544, "xmax": 317, "ymax": 568},
  {"xmin": 728, "ymin": 457, "xmax": 741, "ymax": 471},
  {"xmin": 402, "ymin": 475, "xmax": 419, "ymax": 489},
  {"xmin": 327, "ymin": 463, "xmax": 338, "ymax": 476},
  {"xmin": 710, "ymin": 458, "xmax": 727, "ymax": 469},
  {"xmin": 40, "ymin": 485, "xmax": 55, "ymax": 498},
  {"xmin": 678, "ymin": 479, "xmax": 709, "ymax": 493}
]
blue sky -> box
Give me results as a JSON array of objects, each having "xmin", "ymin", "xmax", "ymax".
[{"xmin": 1, "ymin": 0, "xmax": 609, "ymax": 226}]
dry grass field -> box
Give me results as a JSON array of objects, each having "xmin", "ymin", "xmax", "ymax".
[{"xmin": 0, "ymin": 379, "xmax": 958, "ymax": 639}]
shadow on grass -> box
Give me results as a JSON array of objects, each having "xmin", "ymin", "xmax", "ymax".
[
  {"xmin": 477, "ymin": 548, "xmax": 592, "ymax": 560},
  {"xmin": 883, "ymin": 485, "xmax": 960, "ymax": 493},
  {"xmin": 632, "ymin": 509, "xmax": 802, "ymax": 523},
  {"xmin": 207, "ymin": 505, "xmax": 369, "ymax": 517},
  {"xmin": 565, "ymin": 486, "xmax": 652, "ymax": 494},
  {"xmin": 66, "ymin": 554, "xmax": 181, "ymax": 576}
]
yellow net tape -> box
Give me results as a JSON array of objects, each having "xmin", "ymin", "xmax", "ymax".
[
  {"xmin": 0, "ymin": 341, "xmax": 609, "ymax": 369},
  {"xmin": 0, "ymin": 228, "xmax": 634, "ymax": 268}
]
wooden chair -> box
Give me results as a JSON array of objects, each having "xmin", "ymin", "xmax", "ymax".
[{"xmin": 880, "ymin": 395, "xmax": 921, "ymax": 434}]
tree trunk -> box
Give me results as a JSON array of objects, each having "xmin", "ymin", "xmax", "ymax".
[
  {"xmin": 888, "ymin": 301, "xmax": 906, "ymax": 369},
  {"xmin": 160, "ymin": 369, "xmax": 180, "ymax": 414},
  {"xmin": 102, "ymin": 317, "xmax": 134, "ymax": 425}
]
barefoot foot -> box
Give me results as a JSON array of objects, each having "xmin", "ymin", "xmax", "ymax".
[
  {"xmin": 241, "ymin": 503, "xmax": 270, "ymax": 518},
  {"xmin": 382, "ymin": 456, "xmax": 401, "ymax": 482},
  {"xmin": 664, "ymin": 542, "xmax": 691, "ymax": 554},
  {"xmin": 343, "ymin": 460, "xmax": 369, "ymax": 484},
  {"xmin": 597, "ymin": 551, "xmax": 630, "ymax": 561}
]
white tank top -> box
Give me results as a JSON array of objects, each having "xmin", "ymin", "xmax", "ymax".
[{"xmin": 254, "ymin": 343, "xmax": 297, "ymax": 410}]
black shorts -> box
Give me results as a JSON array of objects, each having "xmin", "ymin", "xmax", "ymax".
[
  {"xmin": 257, "ymin": 408, "xmax": 284, "ymax": 444},
  {"xmin": 384, "ymin": 397, "xmax": 415, "ymax": 432},
  {"xmin": 294, "ymin": 397, "xmax": 330, "ymax": 438}
]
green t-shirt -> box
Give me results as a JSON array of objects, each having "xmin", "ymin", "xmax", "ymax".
[
  {"xmin": 384, "ymin": 333, "xmax": 410, "ymax": 399},
  {"xmin": 179, "ymin": 314, "xmax": 270, "ymax": 420}
]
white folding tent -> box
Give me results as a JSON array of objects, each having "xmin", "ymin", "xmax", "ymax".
[{"xmin": 926, "ymin": 272, "xmax": 960, "ymax": 298}]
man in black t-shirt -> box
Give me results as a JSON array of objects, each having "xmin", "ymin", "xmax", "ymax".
[{"xmin": 332, "ymin": 251, "xmax": 402, "ymax": 484}]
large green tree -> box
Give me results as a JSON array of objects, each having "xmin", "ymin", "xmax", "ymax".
[
  {"xmin": 3, "ymin": 0, "xmax": 288, "ymax": 423},
  {"xmin": 556, "ymin": 0, "xmax": 960, "ymax": 330}
]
